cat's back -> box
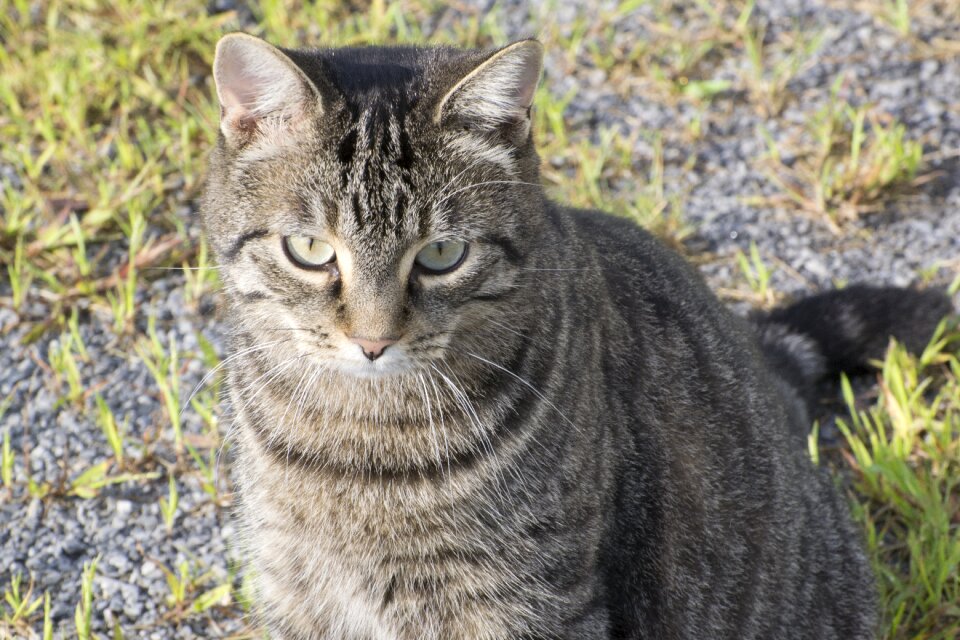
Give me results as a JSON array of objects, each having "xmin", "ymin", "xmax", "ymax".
[
  {"xmin": 551, "ymin": 204, "xmax": 758, "ymax": 372},
  {"xmin": 574, "ymin": 205, "xmax": 722, "ymax": 297},
  {"xmin": 547, "ymin": 204, "xmax": 878, "ymax": 639}
]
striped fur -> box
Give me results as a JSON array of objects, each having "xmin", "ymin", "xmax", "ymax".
[{"xmin": 200, "ymin": 35, "xmax": 950, "ymax": 639}]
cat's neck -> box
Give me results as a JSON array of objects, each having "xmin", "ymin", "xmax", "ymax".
[{"xmin": 229, "ymin": 333, "xmax": 531, "ymax": 477}]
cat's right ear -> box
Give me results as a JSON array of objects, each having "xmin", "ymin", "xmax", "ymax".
[
  {"xmin": 213, "ymin": 33, "xmax": 324, "ymax": 147},
  {"xmin": 434, "ymin": 40, "xmax": 543, "ymax": 140}
]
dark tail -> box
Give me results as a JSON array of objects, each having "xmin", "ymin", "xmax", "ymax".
[{"xmin": 753, "ymin": 285, "xmax": 954, "ymax": 409}]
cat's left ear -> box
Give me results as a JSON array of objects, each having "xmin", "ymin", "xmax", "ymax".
[
  {"xmin": 435, "ymin": 39, "xmax": 543, "ymax": 139},
  {"xmin": 213, "ymin": 33, "xmax": 324, "ymax": 147}
]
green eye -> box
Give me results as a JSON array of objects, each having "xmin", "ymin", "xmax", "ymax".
[
  {"xmin": 283, "ymin": 236, "xmax": 336, "ymax": 268},
  {"xmin": 415, "ymin": 240, "xmax": 468, "ymax": 274}
]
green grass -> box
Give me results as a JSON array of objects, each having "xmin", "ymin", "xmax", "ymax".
[
  {"xmin": 0, "ymin": 1, "xmax": 223, "ymax": 328},
  {"xmin": 741, "ymin": 18, "xmax": 825, "ymax": 117},
  {"xmin": 1, "ymin": 572, "xmax": 46, "ymax": 637},
  {"xmin": 583, "ymin": 0, "xmax": 755, "ymax": 103},
  {"xmin": 758, "ymin": 75, "xmax": 926, "ymax": 228},
  {"xmin": 838, "ymin": 0, "xmax": 960, "ymax": 44},
  {"xmin": 156, "ymin": 558, "xmax": 233, "ymax": 621},
  {"xmin": 0, "ymin": 0, "xmax": 957, "ymax": 638},
  {"xmin": 733, "ymin": 240, "xmax": 779, "ymax": 308},
  {"xmin": 830, "ymin": 322, "xmax": 960, "ymax": 639},
  {"xmin": 74, "ymin": 558, "xmax": 99, "ymax": 640}
]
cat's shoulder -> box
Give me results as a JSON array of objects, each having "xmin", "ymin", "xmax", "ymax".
[
  {"xmin": 550, "ymin": 204, "xmax": 698, "ymax": 283},
  {"xmin": 548, "ymin": 203, "xmax": 733, "ymax": 327}
]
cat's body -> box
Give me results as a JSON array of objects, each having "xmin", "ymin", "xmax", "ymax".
[{"xmin": 202, "ymin": 34, "xmax": 951, "ymax": 639}]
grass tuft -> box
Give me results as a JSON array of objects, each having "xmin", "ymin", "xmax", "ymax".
[
  {"xmin": 734, "ymin": 240, "xmax": 779, "ymax": 308},
  {"xmin": 74, "ymin": 557, "xmax": 99, "ymax": 640},
  {"xmin": 760, "ymin": 77, "xmax": 926, "ymax": 227},
  {"xmin": 832, "ymin": 322, "xmax": 960, "ymax": 640},
  {"xmin": 741, "ymin": 20, "xmax": 824, "ymax": 117},
  {"xmin": 0, "ymin": 572, "xmax": 46, "ymax": 637}
]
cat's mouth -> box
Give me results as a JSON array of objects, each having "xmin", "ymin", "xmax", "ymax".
[
  {"xmin": 308, "ymin": 329, "xmax": 452, "ymax": 379},
  {"xmin": 325, "ymin": 341, "xmax": 421, "ymax": 379}
]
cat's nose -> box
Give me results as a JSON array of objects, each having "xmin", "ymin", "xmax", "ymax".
[{"xmin": 349, "ymin": 336, "xmax": 398, "ymax": 362}]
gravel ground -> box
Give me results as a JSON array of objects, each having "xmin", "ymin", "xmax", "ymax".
[{"xmin": 1, "ymin": 0, "xmax": 958, "ymax": 637}]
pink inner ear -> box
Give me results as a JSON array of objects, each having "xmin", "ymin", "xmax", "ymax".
[
  {"xmin": 218, "ymin": 82, "xmax": 260, "ymax": 137},
  {"xmin": 219, "ymin": 85, "xmax": 249, "ymax": 116},
  {"xmin": 214, "ymin": 36, "xmax": 313, "ymax": 140},
  {"xmin": 513, "ymin": 50, "xmax": 541, "ymax": 109},
  {"xmin": 217, "ymin": 52, "xmax": 267, "ymax": 117}
]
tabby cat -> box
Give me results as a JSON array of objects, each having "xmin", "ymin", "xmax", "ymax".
[{"xmin": 200, "ymin": 33, "xmax": 952, "ymax": 639}]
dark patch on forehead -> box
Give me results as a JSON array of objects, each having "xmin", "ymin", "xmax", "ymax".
[
  {"xmin": 284, "ymin": 46, "xmax": 467, "ymax": 241},
  {"xmin": 337, "ymin": 128, "xmax": 357, "ymax": 167},
  {"xmin": 285, "ymin": 45, "xmax": 455, "ymax": 117},
  {"xmin": 343, "ymin": 103, "xmax": 416, "ymax": 237},
  {"xmin": 323, "ymin": 48, "xmax": 422, "ymax": 92},
  {"xmin": 310, "ymin": 46, "xmax": 437, "ymax": 101}
]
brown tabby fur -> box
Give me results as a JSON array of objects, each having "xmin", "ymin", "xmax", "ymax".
[{"xmin": 202, "ymin": 32, "xmax": 952, "ymax": 640}]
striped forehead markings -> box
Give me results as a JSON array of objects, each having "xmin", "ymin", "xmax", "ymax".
[{"xmin": 339, "ymin": 105, "xmax": 415, "ymax": 237}]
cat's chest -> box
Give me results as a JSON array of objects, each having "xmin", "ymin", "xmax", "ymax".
[
  {"xmin": 257, "ymin": 520, "xmax": 529, "ymax": 639},
  {"xmin": 235, "ymin": 395, "xmax": 556, "ymax": 637},
  {"xmin": 245, "ymin": 461, "xmax": 542, "ymax": 639}
]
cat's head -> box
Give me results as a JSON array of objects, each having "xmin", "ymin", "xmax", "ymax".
[{"xmin": 202, "ymin": 34, "xmax": 545, "ymax": 378}]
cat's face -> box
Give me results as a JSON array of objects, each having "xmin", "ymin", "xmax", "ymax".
[{"xmin": 203, "ymin": 35, "xmax": 544, "ymax": 378}]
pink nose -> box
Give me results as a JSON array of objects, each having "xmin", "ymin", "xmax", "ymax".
[{"xmin": 349, "ymin": 336, "xmax": 398, "ymax": 362}]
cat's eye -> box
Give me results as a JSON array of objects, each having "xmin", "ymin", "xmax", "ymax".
[
  {"xmin": 283, "ymin": 236, "xmax": 336, "ymax": 269},
  {"xmin": 414, "ymin": 240, "xmax": 468, "ymax": 274}
]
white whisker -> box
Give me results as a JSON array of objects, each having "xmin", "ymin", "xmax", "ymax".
[
  {"xmin": 215, "ymin": 351, "xmax": 314, "ymax": 477},
  {"xmin": 416, "ymin": 371, "xmax": 444, "ymax": 480},
  {"xmin": 180, "ymin": 338, "xmax": 290, "ymax": 422},
  {"xmin": 430, "ymin": 362, "xmax": 510, "ymax": 503},
  {"xmin": 463, "ymin": 351, "xmax": 580, "ymax": 435},
  {"xmin": 484, "ymin": 317, "xmax": 526, "ymax": 339},
  {"xmin": 426, "ymin": 368, "xmax": 453, "ymax": 478}
]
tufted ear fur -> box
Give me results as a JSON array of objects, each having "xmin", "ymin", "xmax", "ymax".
[
  {"xmin": 435, "ymin": 39, "xmax": 543, "ymax": 138},
  {"xmin": 213, "ymin": 33, "xmax": 322, "ymax": 147}
]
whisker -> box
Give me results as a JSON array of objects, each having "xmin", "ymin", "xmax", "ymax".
[
  {"xmin": 483, "ymin": 318, "xmax": 526, "ymax": 340},
  {"xmin": 430, "ymin": 362, "xmax": 510, "ymax": 502},
  {"xmin": 215, "ymin": 351, "xmax": 314, "ymax": 476},
  {"xmin": 179, "ymin": 338, "xmax": 291, "ymax": 422},
  {"xmin": 142, "ymin": 266, "xmax": 224, "ymax": 271},
  {"xmin": 462, "ymin": 351, "xmax": 581, "ymax": 435},
  {"xmin": 428, "ymin": 163, "xmax": 478, "ymax": 206},
  {"xmin": 426, "ymin": 368, "xmax": 453, "ymax": 478},
  {"xmin": 280, "ymin": 365, "xmax": 318, "ymax": 484},
  {"xmin": 416, "ymin": 371, "xmax": 445, "ymax": 481}
]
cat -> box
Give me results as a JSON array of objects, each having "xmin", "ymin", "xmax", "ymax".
[{"xmin": 200, "ymin": 33, "xmax": 952, "ymax": 639}]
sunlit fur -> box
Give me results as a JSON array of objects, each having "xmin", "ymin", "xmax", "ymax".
[{"xmin": 202, "ymin": 34, "xmax": 952, "ymax": 640}]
